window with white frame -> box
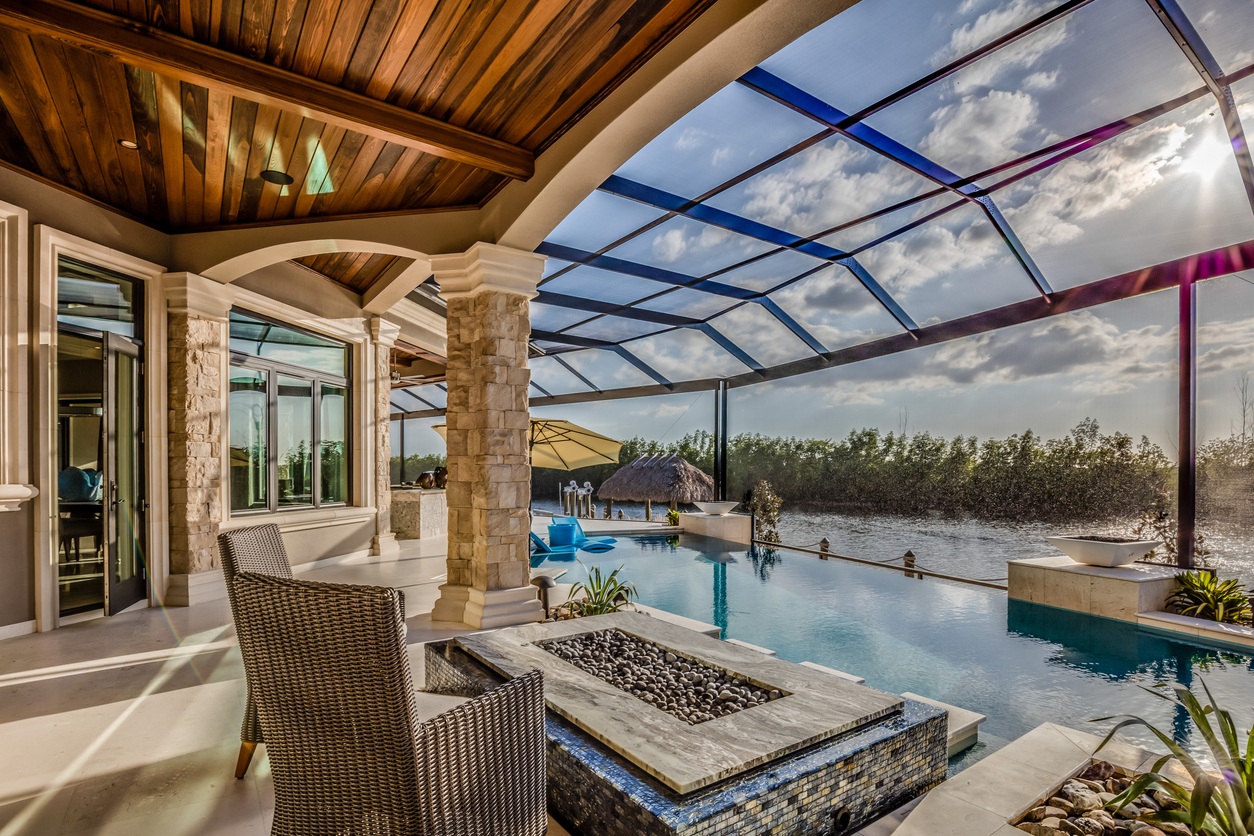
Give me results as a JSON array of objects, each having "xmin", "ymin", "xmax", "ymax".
[{"xmin": 228, "ymin": 310, "xmax": 350, "ymax": 513}]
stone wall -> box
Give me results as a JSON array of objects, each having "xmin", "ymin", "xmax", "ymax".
[
  {"xmin": 392, "ymin": 489, "xmax": 448, "ymax": 540},
  {"xmin": 444, "ymin": 289, "xmax": 532, "ymax": 592},
  {"xmin": 167, "ymin": 311, "xmax": 223, "ymax": 574},
  {"xmin": 371, "ymin": 320, "xmax": 398, "ymax": 554}
]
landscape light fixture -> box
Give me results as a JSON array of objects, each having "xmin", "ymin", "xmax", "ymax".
[{"xmin": 260, "ymin": 169, "xmax": 295, "ymax": 186}]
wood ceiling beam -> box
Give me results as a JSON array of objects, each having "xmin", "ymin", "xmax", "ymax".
[{"xmin": 0, "ymin": 0, "xmax": 534, "ymax": 180}]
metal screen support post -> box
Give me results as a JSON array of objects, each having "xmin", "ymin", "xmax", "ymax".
[
  {"xmin": 1178, "ymin": 274, "xmax": 1197, "ymax": 570},
  {"xmin": 714, "ymin": 381, "xmax": 729, "ymax": 502}
]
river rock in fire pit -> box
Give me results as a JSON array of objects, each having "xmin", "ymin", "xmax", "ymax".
[{"xmin": 540, "ymin": 628, "xmax": 784, "ymax": 725}]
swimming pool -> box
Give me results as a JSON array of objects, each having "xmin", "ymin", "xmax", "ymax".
[{"xmin": 531, "ymin": 533, "xmax": 1254, "ymax": 767}]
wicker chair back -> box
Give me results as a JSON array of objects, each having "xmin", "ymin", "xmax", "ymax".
[
  {"xmin": 218, "ymin": 524, "xmax": 294, "ymax": 751},
  {"xmin": 232, "ymin": 573, "xmax": 547, "ymax": 836}
]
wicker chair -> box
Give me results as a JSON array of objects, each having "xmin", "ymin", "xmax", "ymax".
[
  {"xmin": 232, "ymin": 572, "xmax": 547, "ymax": 836},
  {"xmin": 218, "ymin": 524, "xmax": 293, "ymax": 778}
]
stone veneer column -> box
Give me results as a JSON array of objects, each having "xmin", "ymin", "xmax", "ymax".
[
  {"xmin": 371, "ymin": 317, "xmax": 401, "ymax": 555},
  {"xmin": 165, "ymin": 273, "xmax": 235, "ymax": 605},
  {"xmin": 430, "ymin": 243, "xmax": 545, "ymax": 628}
]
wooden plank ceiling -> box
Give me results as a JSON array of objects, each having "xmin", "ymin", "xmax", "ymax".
[{"xmin": 0, "ymin": 0, "xmax": 716, "ymax": 289}]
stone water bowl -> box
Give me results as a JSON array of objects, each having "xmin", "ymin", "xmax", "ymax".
[
  {"xmin": 1046, "ymin": 536, "xmax": 1162, "ymax": 568},
  {"xmin": 693, "ymin": 501, "xmax": 740, "ymax": 516}
]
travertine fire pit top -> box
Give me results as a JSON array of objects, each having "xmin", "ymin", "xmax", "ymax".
[{"xmin": 455, "ymin": 611, "xmax": 903, "ymax": 792}]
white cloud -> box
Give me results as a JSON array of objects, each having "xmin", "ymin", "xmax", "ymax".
[
  {"xmin": 759, "ymin": 310, "xmax": 1177, "ymax": 407},
  {"xmin": 731, "ymin": 139, "xmax": 929, "ymax": 234},
  {"xmin": 1022, "ymin": 70, "xmax": 1058, "ymax": 91},
  {"xmin": 646, "ymin": 221, "xmax": 756, "ymax": 267},
  {"xmin": 858, "ymin": 208, "xmax": 1004, "ymax": 293},
  {"xmin": 651, "ymin": 228, "xmax": 688, "ymax": 263},
  {"xmin": 920, "ymin": 90, "xmax": 1041, "ymax": 173},
  {"xmin": 1005, "ymin": 117, "xmax": 1193, "ymax": 248},
  {"xmin": 938, "ymin": 0, "xmax": 1063, "ymax": 65}
]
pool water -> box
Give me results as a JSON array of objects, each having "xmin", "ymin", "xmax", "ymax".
[{"xmin": 531, "ymin": 534, "xmax": 1254, "ymax": 767}]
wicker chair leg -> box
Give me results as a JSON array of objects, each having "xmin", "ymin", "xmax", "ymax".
[{"xmin": 234, "ymin": 741, "xmax": 258, "ymax": 779}]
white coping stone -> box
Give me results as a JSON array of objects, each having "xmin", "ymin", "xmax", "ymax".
[
  {"xmin": 725, "ymin": 637, "xmax": 777, "ymax": 656},
  {"xmin": 1137, "ymin": 610, "xmax": 1254, "ymax": 650},
  {"xmin": 800, "ymin": 660, "xmax": 866, "ymax": 685},
  {"xmin": 630, "ymin": 603, "xmax": 723, "ymax": 638},
  {"xmin": 900, "ymin": 693, "xmax": 986, "ymax": 757},
  {"xmin": 893, "ymin": 722, "xmax": 1163, "ymax": 836}
]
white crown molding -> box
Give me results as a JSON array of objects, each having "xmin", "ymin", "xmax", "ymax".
[
  {"xmin": 163, "ymin": 271, "xmax": 238, "ymax": 319},
  {"xmin": 370, "ymin": 316, "xmax": 402, "ymax": 348},
  {"xmin": 432, "ymin": 242, "xmax": 546, "ymax": 300}
]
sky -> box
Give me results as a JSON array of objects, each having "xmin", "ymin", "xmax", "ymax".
[{"xmin": 396, "ymin": 0, "xmax": 1254, "ymax": 460}]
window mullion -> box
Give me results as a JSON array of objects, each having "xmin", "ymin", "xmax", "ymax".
[{"xmin": 312, "ymin": 380, "xmax": 322, "ymax": 507}]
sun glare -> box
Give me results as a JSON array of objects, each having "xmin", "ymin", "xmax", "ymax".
[{"xmin": 1181, "ymin": 135, "xmax": 1233, "ymax": 177}]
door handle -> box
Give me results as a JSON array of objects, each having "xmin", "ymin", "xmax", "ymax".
[{"xmin": 109, "ymin": 481, "xmax": 120, "ymax": 507}]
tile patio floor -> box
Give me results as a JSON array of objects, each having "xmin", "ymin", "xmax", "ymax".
[{"xmin": 0, "ymin": 537, "xmax": 570, "ymax": 835}]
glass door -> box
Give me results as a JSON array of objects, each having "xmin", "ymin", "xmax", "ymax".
[{"xmin": 103, "ymin": 332, "xmax": 146, "ymax": 615}]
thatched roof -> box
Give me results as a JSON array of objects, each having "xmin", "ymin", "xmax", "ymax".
[{"xmin": 597, "ymin": 454, "xmax": 714, "ymax": 503}]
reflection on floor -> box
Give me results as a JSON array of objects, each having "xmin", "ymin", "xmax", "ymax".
[{"xmin": 0, "ymin": 537, "xmax": 568, "ymax": 836}]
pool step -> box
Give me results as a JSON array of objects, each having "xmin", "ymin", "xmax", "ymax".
[
  {"xmin": 725, "ymin": 638, "xmax": 777, "ymax": 656},
  {"xmin": 901, "ymin": 692, "xmax": 986, "ymax": 757},
  {"xmin": 799, "ymin": 660, "xmax": 866, "ymax": 685}
]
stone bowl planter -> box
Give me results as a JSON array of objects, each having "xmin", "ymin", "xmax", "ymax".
[
  {"xmin": 1046, "ymin": 536, "xmax": 1162, "ymax": 568},
  {"xmin": 693, "ymin": 501, "xmax": 739, "ymax": 516}
]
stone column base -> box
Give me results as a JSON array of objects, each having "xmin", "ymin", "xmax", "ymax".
[
  {"xmin": 431, "ymin": 584, "xmax": 471, "ymax": 623},
  {"xmin": 432, "ymin": 583, "xmax": 544, "ymax": 628},
  {"xmin": 371, "ymin": 532, "xmax": 400, "ymax": 556}
]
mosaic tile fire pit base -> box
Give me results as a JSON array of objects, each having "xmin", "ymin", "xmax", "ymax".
[{"xmin": 425, "ymin": 613, "xmax": 947, "ymax": 836}]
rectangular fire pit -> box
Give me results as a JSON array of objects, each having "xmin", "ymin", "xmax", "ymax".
[{"xmin": 425, "ymin": 612, "xmax": 946, "ymax": 835}]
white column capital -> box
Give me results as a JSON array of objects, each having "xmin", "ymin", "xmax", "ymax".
[
  {"xmin": 163, "ymin": 272, "xmax": 237, "ymax": 320},
  {"xmin": 431, "ymin": 242, "xmax": 546, "ymax": 301},
  {"xmin": 369, "ymin": 316, "xmax": 402, "ymax": 348}
]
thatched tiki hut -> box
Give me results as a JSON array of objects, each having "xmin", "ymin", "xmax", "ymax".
[{"xmin": 597, "ymin": 454, "xmax": 714, "ymax": 520}]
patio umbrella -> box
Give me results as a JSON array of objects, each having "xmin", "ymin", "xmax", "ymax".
[{"xmin": 431, "ymin": 419, "xmax": 622, "ymax": 470}]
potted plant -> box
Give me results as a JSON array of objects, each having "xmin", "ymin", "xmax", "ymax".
[{"xmin": 1046, "ymin": 535, "xmax": 1161, "ymax": 567}]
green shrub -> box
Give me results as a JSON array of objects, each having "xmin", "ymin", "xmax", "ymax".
[
  {"xmin": 1168, "ymin": 571, "xmax": 1252, "ymax": 625},
  {"xmin": 1096, "ymin": 682, "xmax": 1254, "ymax": 836},
  {"xmin": 567, "ymin": 564, "xmax": 637, "ymax": 617},
  {"xmin": 747, "ymin": 480, "xmax": 782, "ymax": 543}
]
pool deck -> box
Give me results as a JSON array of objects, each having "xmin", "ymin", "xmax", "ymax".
[{"xmin": 0, "ymin": 536, "xmax": 573, "ymax": 836}]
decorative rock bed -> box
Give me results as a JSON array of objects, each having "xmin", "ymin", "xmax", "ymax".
[
  {"xmin": 1014, "ymin": 761, "xmax": 1188, "ymax": 836},
  {"xmin": 540, "ymin": 628, "xmax": 784, "ymax": 725}
]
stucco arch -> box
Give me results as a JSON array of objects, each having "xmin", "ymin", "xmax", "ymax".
[
  {"xmin": 168, "ymin": 208, "xmax": 480, "ymax": 282},
  {"xmin": 201, "ymin": 239, "xmax": 424, "ymax": 284}
]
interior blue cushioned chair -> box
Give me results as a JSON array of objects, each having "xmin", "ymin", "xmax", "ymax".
[{"xmin": 553, "ymin": 516, "xmax": 617, "ymax": 552}]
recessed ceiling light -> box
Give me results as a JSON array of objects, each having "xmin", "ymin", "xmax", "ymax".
[
  {"xmin": 117, "ymin": 139, "xmax": 138, "ymax": 150},
  {"xmin": 260, "ymin": 169, "xmax": 294, "ymax": 186}
]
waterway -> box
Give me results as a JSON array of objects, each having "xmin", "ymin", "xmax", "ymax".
[{"xmin": 531, "ymin": 498, "xmax": 1254, "ymax": 581}]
